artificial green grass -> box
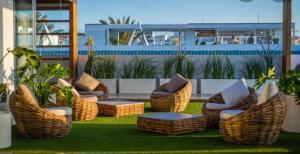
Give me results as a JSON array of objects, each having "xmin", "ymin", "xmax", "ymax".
[{"xmin": 1, "ymin": 102, "xmax": 300, "ymax": 153}]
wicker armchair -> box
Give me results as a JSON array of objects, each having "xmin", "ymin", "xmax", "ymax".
[
  {"xmin": 53, "ymin": 85, "xmax": 98, "ymax": 121},
  {"xmin": 9, "ymin": 86, "xmax": 72, "ymax": 138},
  {"xmin": 219, "ymin": 93, "xmax": 287, "ymax": 145},
  {"xmin": 150, "ymin": 81, "xmax": 192, "ymax": 112},
  {"xmin": 202, "ymin": 87, "xmax": 258, "ymax": 128},
  {"xmin": 69, "ymin": 78, "xmax": 109, "ymax": 100}
]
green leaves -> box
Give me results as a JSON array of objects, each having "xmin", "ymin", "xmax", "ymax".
[
  {"xmin": 279, "ymin": 70, "xmax": 300, "ymax": 105},
  {"xmin": 9, "ymin": 47, "xmax": 41, "ymax": 78},
  {"xmin": 201, "ymin": 55, "xmax": 235, "ymax": 79},
  {"xmin": 254, "ymin": 67, "xmax": 300, "ymax": 105},
  {"xmin": 21, "ymin": 63, "xmax": 70, "ymax": 105},
  {"xmin": 254, "ymin": 67, "xmax": 276, "ymax": 90},
  {"xmin": 91, "ymin": 56, "xmax": 117, "ymax": 79},
  {"xmin": 162, "ymin": 52, "xmax": 196, "ymax": 79},
  {"xmin": 0, "ymin": 83, "xmax": 8, "ymax": 103},
  {"xmin": 121, "ymin": 56, "xmax": 156, "ymax": 79},
  {"xmin": 240, "ymin": 56, "xmax": 265, "ymax": 79},
  {"xmin": 57, "ymin": 86, "xmax": 73, "ymax": 107}
]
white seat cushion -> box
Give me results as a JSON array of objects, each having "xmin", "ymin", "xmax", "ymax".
[
  {"xmin": 57, "ymin": 78, "xmax": 80, "ymax": 96},
  {"xmin": 220, "ymin": 110, "xmax": 245, "ymax": 120},
  {"xmin": 257, "ymin": 81, "xmax": 279, "ymax": 106},
  {"xmin": 206, "ymin": 103, "xmax": 233, "ymax": 110},
  {"xmin": 221, "ymin": 78, "xmax": 250, "ymax": 106},
  {"xmin": 45, "ymin": 107, "xmax": 72, "ymax": 116}
]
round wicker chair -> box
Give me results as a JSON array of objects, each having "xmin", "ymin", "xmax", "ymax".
[
  {"xmin": 53, "ymin": 85, "xmax": 98, "ymax": 121},
  {"xmin": 202, "ymin": 87, "xmax": 258, "ymax": 128},
  {"xmin": 219, "ymin": 93, "xmax": 287, "ymax": 145},
  {"xmin": 10, "ymin": 90, "xmax": 72, "ymax": 138},
  {"xmin": 150, "ymin": 81, "xmax": 192, "ymax": 112},
  {"xmin": 70, "ymin": 78, "xmax": 109, "ymax": 100}
]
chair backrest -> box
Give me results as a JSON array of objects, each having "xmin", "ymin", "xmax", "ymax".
[{"xmin": 16, "ymin": 84, "xmax": 39, "ymax": 106}]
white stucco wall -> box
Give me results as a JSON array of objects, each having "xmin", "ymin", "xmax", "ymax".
[{"xmin": 0, "ymin": 0, "xmax": 14, "ymax": 110}]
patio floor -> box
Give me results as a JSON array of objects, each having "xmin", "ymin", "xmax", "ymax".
[{"xmin": 1, "ymin": 102, "xmax": 300, "ymax": 154}]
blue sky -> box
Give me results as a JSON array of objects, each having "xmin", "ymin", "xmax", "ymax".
[{"xmin": 78, "ymin": 0, "xmax": 300, "ymax": 35}]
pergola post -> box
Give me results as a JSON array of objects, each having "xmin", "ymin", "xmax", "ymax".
[
  {"xmin": 69, "ymin": 0, "xmax": 78, "ymax": 78},
  {"xmin": 282, "ymin": 0, "xmax": 292, "ymax": 73}
]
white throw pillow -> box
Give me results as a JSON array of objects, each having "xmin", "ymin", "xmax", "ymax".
[
  {"xmin": 257, "ymin": 81, "xmax": 278, "ymax": 106},
  {"xmin": 57, "ymin": 78, "xmax": 80, "ymax": 96},
  {"xmin": 206, "ymin": 103, "xmax": 233, "ymax": 110},
  {"xmin": 221, "ymin": 78, "xmax": 250, "ymax": 106}
]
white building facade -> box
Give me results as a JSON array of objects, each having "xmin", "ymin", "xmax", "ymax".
[{"xmin": 83, "ymin": 23, "xmax": 295, "ymax": 50}]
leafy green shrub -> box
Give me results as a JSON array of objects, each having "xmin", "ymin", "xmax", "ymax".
[
  {"xmin": 224, "ymin": 57, "xmax": 236, "ymax": 79},
  {"xmin": 201, "ymin": 55, "xmax": 235, "ymax": 79},
  {"xmin": 0, "ymin": 83, "xmax": 8, "ymax": 103},
  {"xmin": 174, "ymin": 52, "xmax": 186, "ymax": 75},
  {"xmin": 162, "ymin": 52, "xmax": 196, "ymax": 79},
  {"xmin": 184, "ymin": 59, "xmax": 195, "ymax": 79},
  {"xmin": 255, "ymin": 67, "xmax": 300, "ymax": 105},
  {"xmin": 240, "ymin": 57, "xmax": 265, "ymax": 79},
  {"xmin": 21, "ymin": 63, "xmax": 70, "ymax": 105},
  {"xmin": 121, "ymin": 56, "xmax": 156, "ymax": 79},
  {"xmin": 163, "ymin": 57, "xmax": 175, "ymax": 78},
  {"xmin": 91, "ymin": 56, "xmax": 117, "ymax": 79}
]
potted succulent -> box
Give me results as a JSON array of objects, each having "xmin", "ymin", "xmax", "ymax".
[{"xmin": 255, "ymin": 67, "xmax": 300, "ymax": 133}]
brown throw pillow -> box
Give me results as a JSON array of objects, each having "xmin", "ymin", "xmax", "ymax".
[
  {"xmin": 75, "ymin": 73, "xmax": 100, "ymax": 91},
  {"xmin": 164, "ymin": 74, "xmax": 187, "ymax": 93},
  {"xmin": 18, "ymin": 84, "xmax": 39, "ymax": 106}
]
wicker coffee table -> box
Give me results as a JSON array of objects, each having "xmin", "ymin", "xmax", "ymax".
[
  {"xmin": 97, "ymin": 100, "xmax": 144, "ymax": 117},
  {"xmin": 137, "ymin": 113, "xmax": 206, "ymax": 135}
]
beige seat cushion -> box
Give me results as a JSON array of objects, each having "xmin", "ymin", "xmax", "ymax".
[
  {"xmin": 81, "ymin": 95, "xmax": 98, "ymax": 103},
  {"xmin": 57, "ymin": 78, "xmax": 80, "ymax": 96},
  {"xmin": 164, "ymin": 74, "xmax": 187, "ymax": 93},
  {"xmin": 206, "ymin": 103, "xmax": 233, "ymax": 110},
  {"xmin": 152, "ymin": 91, "xmax": 172, "ymax": 98},
  {"xmin": 79, "ymin": 91, "xmax": 104, "ymax": 97},
  {"xmin": 45, "ymin": 107, "xmax": 72, "ymax": 116},
  {"xmin": 257, "ymin": 81, "xmax": 278, "ymax": 106},
  {"xmin": 220, "ymin": 110, "xmax": 244, "ymax": 120},
  {"xmin": 75, "ymin": 73, "xmax": 100, "ymax": 91},
  {"xmin": 18, "ymin": 84, "xmax": 39, "ymax": 106}
]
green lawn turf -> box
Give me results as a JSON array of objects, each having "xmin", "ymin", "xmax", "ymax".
[{"xmin": 1, "ymin": 102, "xmax": 300, "ymax": 154}]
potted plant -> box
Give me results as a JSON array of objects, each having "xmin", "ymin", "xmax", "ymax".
[
  {"xmin": 90, "ymin": 56, "xmax": 117, "ymax": 94},
  {"xmin": 21, "ymin": 63, "xmax": 71, "ymax": 106},
  {"xmin": 119, "ymin": 56, "xmax": 157, "ymax": 94},
  {"xmin": 161, "ymin": 52, "xmax": 197, "ymax": 94},
  {"xmin": 0, "ymin": 47, "xmax": 40, "ymax": 149},
  {"xmin": 200, "ymin": 55, "xmax": 238, "ymax": 95},
  {"xmin": 255, "ymin": 67, "xmax": 300, "ymax": 133}
]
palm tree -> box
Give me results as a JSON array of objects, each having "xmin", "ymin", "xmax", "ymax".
[
  {"xmin": 86, "ymin": 36, "xmax": 94, "ymax": 55},
  {"xmin": 99, "ymin": 16, "xmax": 139, "ymax": 45}
]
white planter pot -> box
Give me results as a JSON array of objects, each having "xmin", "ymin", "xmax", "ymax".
[
  {"xmin": 160, "ymin": 79, "xmax": 197, "ymax": 94},
  {"xmin": 282, "ymin": 95, "xmax": 300, "ymax": 133},
  {"xmin": 201, "ymin": 79, "xmax": 238, "ymax": 95},
  {"xmin": 98, "ymin": 79, "xmax": 117, "ymax": 94},
  {"xmin": 119, "ymin": 79, "xmax": 156, "ymax": 94},
  {"xmin": 0, "ymin": 111, "xmax": 11, "ymax": 149}
]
